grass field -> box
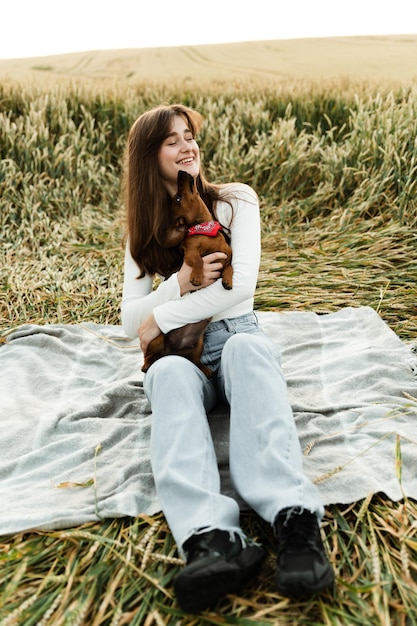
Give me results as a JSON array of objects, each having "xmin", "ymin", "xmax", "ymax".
[
  {"xmin": 1, "ymin": 36, "xmax": 417, "ymax": 624},
  {"xmin": 1, "ymin": 35, "xmax": 417, "ymax": 83}
]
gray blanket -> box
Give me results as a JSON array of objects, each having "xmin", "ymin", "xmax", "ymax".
[{"xmin": 1, "ymin": 306, "xmax": 417, "ymax": 535}]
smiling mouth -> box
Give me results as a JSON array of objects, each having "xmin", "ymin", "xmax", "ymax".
[{"xmin": 178, "ymin": 157, "xmax": 194, "ymax": 165}]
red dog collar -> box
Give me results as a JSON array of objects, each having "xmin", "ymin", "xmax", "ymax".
[{"xmin": 187, "ymin": 221, "xmax": 222, "ymax": 237}]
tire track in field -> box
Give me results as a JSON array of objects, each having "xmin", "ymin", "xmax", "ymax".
[
  {"xmin": 67, "ymin": 55, "xmax": 95, "ymax": 73},
  {"xmin": 180, "ymin": 46, "xmax": 286, "ymax": 80}
]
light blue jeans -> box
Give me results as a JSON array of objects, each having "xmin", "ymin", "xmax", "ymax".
[{"xmin": 144, "ymin": 312, "xmax": 324, "ymax": 552}]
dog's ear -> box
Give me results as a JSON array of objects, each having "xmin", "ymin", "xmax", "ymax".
[{"xmin": 161, "ymin": 221, "xmax": 187, "ymax": 247}]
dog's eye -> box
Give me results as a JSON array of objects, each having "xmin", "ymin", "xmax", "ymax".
[{"xmin": 175, "ymin": 194, "xmax": 181, "ymax": 204}]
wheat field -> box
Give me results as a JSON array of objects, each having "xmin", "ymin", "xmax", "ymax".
[
  {"xmin": 1, "ymin": 37, "xmax": 417, "ymax": 624},
  {"xmin": 1, "ymin": 35, "xmax": 417, "ymax": 83}
]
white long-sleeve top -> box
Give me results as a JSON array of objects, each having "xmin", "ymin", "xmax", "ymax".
[{"xmin": 121, "ymin": 183, "xmax": 261, "ymax": 339}]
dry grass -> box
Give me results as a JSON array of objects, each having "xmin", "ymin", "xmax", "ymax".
[
  {"xmin": 1, "ymin": 35, "xmax": 417, "ymax": 84},
  {"xmin": 1, "ymin": 499, "xmax": 417, "ymax": 625},
  {"xmin": 1, "ymin": 76, "xmax": 417, "ymax": 624}
]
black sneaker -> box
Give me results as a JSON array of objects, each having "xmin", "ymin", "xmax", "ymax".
[
  {"xmin": 173, "ymin": 529, "xmax": 266, "ymax": 613},
  {"xmin": 274, "ymin": 507, "xmax": 334, "ymax": 598}
]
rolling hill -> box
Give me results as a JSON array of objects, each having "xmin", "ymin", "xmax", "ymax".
[{"xmin": 0, "ymin": 35, "xmax": 416, "ymax": 84}]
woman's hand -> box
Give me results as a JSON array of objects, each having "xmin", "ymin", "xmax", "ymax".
[
  {"xmin": 138, "ymin": 314, "xmax": 161, "ymax": 353},
  {"xmin": 177, "ymin": 252, "xmax": 227, "ymax": 296}
]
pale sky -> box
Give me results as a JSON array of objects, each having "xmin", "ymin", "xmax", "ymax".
[{"xmin": 1, "ymin": 0, "xmax": 417, "ymax": 60}]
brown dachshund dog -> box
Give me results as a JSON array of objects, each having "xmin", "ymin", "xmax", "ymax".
[{"xmin": 141, "ymin": 170, "xmax": 233, "ymax": 377}]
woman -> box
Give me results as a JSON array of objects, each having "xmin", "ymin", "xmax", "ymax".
[{"xmin": 121, "ymin": 104, "xmax": 334, "ymax": 613}]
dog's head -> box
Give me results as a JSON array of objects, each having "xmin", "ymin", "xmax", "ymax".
[
  {"xmin": 172, "ymin": 171, "xmax": 211, "ymax": 226},
  {"xmin": 162, "ymin": 171, "xmax": 211, "ymax": 247}
]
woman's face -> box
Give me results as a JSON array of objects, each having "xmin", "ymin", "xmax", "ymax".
[{"xmin": 158, "ymin": 115, "xmax": 200, "ymax": 195}]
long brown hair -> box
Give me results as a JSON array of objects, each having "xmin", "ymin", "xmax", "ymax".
[{"xmin": 124, "ymin": 103, "xmax": 226, "ymax": 278}]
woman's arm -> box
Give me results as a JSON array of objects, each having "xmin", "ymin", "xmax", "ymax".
[
  {"xmin": 120, "ymin": 246, "xmax": 182, "ymax": 338},
  {"xmin": 121, "ymin": 243, "xmax": 229, "ymax": 339}
]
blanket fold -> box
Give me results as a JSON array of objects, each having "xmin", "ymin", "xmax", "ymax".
[{"xmin": 1, "ymin": 306, "xmax": 416, "ymax": 535}]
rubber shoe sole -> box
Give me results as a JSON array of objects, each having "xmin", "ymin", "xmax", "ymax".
[{"xmin": 275, "ymin": 560, "xmax": 335, "ymax": 599}]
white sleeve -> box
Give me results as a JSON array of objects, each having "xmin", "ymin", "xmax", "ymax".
[
  {"xmin": 153, "ymin": 184, "xmax": 261, "ymax": 333},
  {"xmin": 120, "ymin": 244, "xmax": 182, "ymax": 338}
]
